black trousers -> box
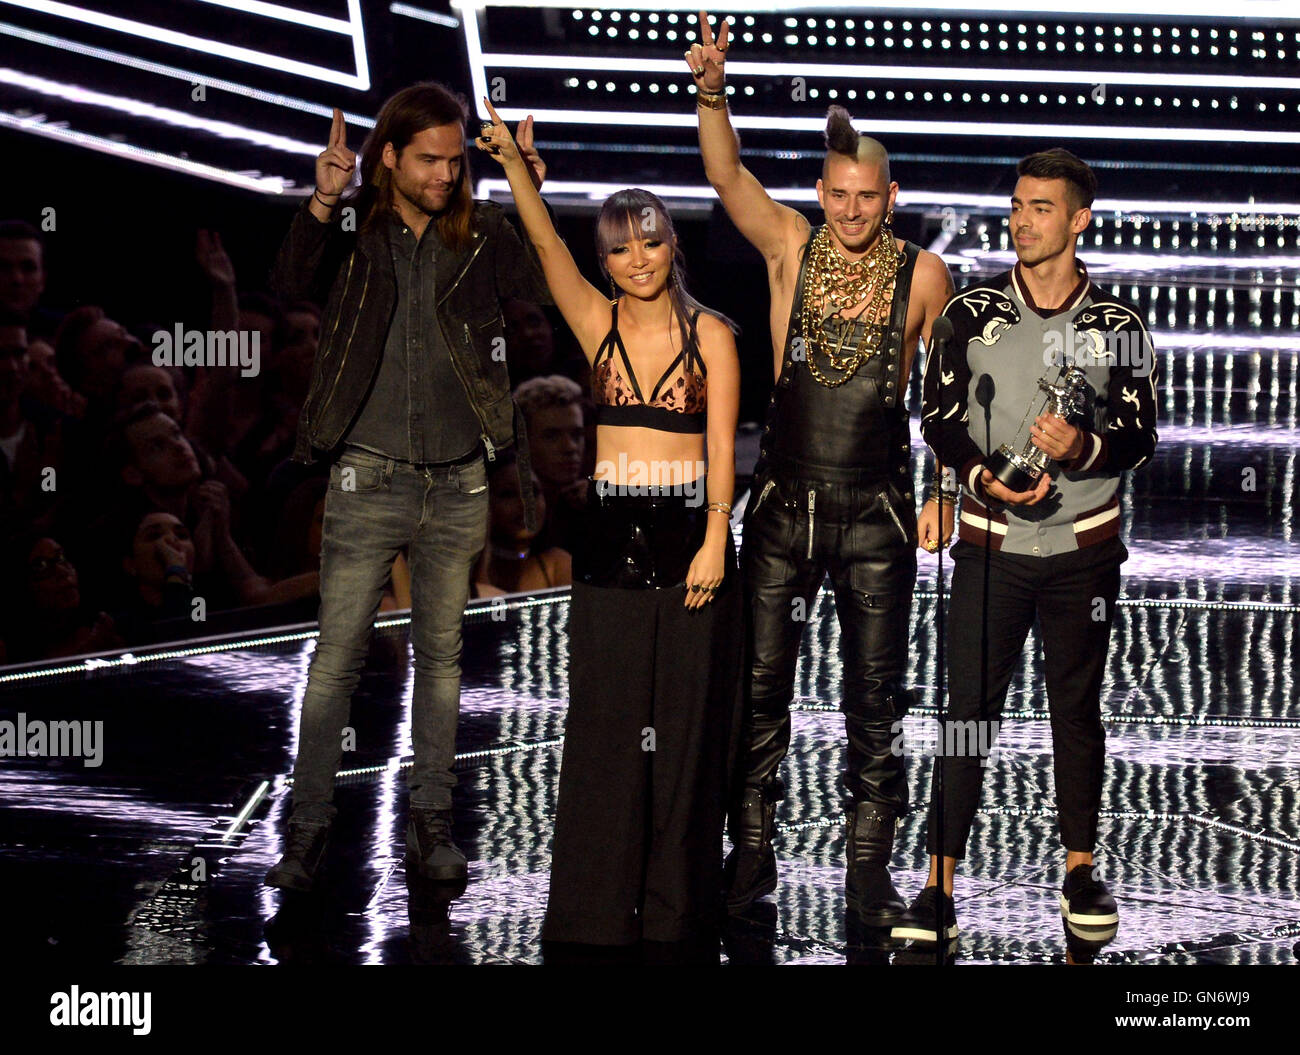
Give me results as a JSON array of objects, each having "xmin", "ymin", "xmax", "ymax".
[
  {"xmin": 543, "ymin": 489, "xmax": 743, "ymax": 945},
  {"xmin": 737, "ymin": 465, "xmax": 917, "ymax": 810},
  {"xmin": 926, "ymin": 536, "xmax": 1126, "ymax": 859}
]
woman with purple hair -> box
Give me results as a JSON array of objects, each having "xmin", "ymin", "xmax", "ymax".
[{"xmin": 479, "ymin": 101, "xmax": 743, "ymax": 960}]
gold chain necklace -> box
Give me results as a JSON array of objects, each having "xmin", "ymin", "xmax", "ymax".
[{"xmin": 799, "ymin": 225, "xmax": 900, "ymax": 387}]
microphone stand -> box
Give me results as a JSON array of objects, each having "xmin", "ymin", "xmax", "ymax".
[{"xmin": 926, "ymin": 316, "xmax": 954, "ymax": 966}]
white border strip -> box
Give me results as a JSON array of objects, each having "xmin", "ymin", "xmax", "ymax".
[
  {"xmin": 0, "ymin": 109, "xmax": 290, "ymax": 191},
  {"xmin": 482, "ymin": 53, "xmax": 1300, "ymax": 93},
  {"xmin": 1, "ymin": 0, "xmax": 371, "ymax": 89},
  {"xmin": 454, "ymin": 0, "xmax": 1300, "ymax": 19},
  {"xmin": 474, "ymin": 178, "xmax": 1300, "ymax": 220},
  {"xmin": 467, "ymin": 105, "xmax": 1300, "ymax": 146}
]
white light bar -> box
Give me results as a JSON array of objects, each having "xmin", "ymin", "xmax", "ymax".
[
  {"xmin": 1, "ymin": 67, "xmax": 322, "ymax": 156},
  {"xmin": 1150, "ymin": 333, "xmax": 1300, "ymax": 352},
  {"xmin": 0, "ymin": 19, "xmax": 376, "ymax": 128},
  {"xmin": 898, "ymin": 189, "xmax": 1300, "ymax": 216},
  {"xmin": 0, "ymin": 109, "xmax": 290, "ymax": 192},
  {"xmin": 453, "ymin": 0, "xmax": 1300, "ymax": 19},
  {"xmin": 471, "ymin": 105, "xmax": 1300, "ymax": 146},
  {"xmin": 482, "ymin": 53, "xmax": 1300, "ymax": 93},
  {"xmin": 390, "ymin": 2, "xmax": 459, "ymax": 28},
  {"xmin": 949, "ymin": 248, "xmax": 1300, "ymax": 270},
  {"xmin": 476, "ymin": 179, "xmax": 1300, "ymax": 220},
  {"xmin": 1, "ymin": 0, "xmax": 371, "ymax": 89}
]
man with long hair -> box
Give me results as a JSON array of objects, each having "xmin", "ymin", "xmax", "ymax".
[
  {"xmin": 687, "ymin": 15, "xmax": 954, "ymax": 926},
  {"xmin": 264, "ymin": 82, "xmax": 551, "ymax": 892}
]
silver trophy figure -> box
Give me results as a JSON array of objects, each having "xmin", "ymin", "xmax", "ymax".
[{"xmin": 984, "ymin": 365, "xmax": 1091, "ymax": 493}]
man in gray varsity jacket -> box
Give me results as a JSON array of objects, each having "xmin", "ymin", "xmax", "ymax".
[{"xmin": 896, "ymin": 148, "xmax": 1158, "ymax": 942}]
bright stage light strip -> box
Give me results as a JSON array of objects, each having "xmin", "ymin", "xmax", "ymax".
[
  {"xmin": 0, "ymin": 587, "xmax": 1292, "ymax": 686},
  {"xmin": 0, "ymin": 109, "xmax": 290, "ymax": 192},
  {"xmin": 1, "ymin": 68, "xmax": 323, "ymax": 156},
  {"xmin": 949, "ymin": 248, "xmax": 1300, "ymax": 271},
  {"xmin": 220, "ymin": 779, "xmax": 270, "ymax": 844},
  {"xmin": 483, "ymin": 52, "xmax": 1300, "ymax": 94},
  {"xmin": 390, "ymin": 2, "xmax": 459, "ymax": 28},
  {"xmin": 1148, "ymin": 334, "xmax": 1300, "ymax": 353},
  {"xmin": 462, "ymin": 0, "xmax": 1300, "ymax": 20},
  {"xmin": 1, "ymin": 0, "xmax": 371, "ymax": 90},
  {"xmin": 0, "ymin": 20, "xmax": 377, "ymax": 128},
  {"xmin": 475, "ymin": 178, "xmax": 1300, "ymax": 221},
  {"xmin": 471, "ymin": 105, "xmax": 1300, "ymax": 147}
]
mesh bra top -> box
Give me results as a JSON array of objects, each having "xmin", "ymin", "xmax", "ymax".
[{"xmin": 592, "ymin": 302, "xmax": 707, "ymax": 434}]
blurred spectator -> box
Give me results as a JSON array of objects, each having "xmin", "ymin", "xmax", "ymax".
[
  {"xmin": 503, "ymin": 298, "xmax": 589, "ymax": 390},
  {"xmin": 503, "ymin": 298, "xmax": 556, "ymax": 387},
  {"xmin": 110, "ymin": 510, "xmax": 198, "ymax": 643},
  {"xmin": 473, "ymin": 449, "xmax": 571, "ymax": 596},
  {"xmin": 186, "ymin": 231, "xmax": 275, "ymax": 464},
  {"xmin": 1, "ymin": 534, "xmax": 121, "ymax": 662},
  {"xmin": 116, "ymin": 361, "xmax": 251, "ymax": 532},
  {"xmin": 24, "ymin": 338, "xmax": 85, "ymax": 419},
  {"xmin": 514, "ymin": 374, "xmax": 588, "ymax": 552},
  {"xmin": 54, "ymin": 305, "xmax": 139, "ymax": 406},
  {"xmin": 0, "ymin": 318, "xmax": 63, "ymax": 534},
  {"xmin": 0, "ymin": 220, "xmax": 59, "ymax": 340}
]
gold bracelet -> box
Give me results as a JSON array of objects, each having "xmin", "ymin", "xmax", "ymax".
[
  {"xmin": 706, "ymin": 501, "xmax": 733, "ymax": 515},
  {"xmin": 696, "ymin": 89, "xmax": 728, "ymax": 110}
]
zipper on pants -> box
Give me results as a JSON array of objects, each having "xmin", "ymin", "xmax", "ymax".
[
  {"xmin": 806, "ymin": 489, "xmax": 816, "ymax": 559},
  {"xmin": 880, "ymin": 488, "xmax": 908, "ymax": 542},
  {"xmin": 752, "ymin": 478, "xmax": 775, "ymax": 514}
]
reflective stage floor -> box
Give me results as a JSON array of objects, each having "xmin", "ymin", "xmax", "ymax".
[{"xmin": 1, "ymin": 208, "xmax": 1297, "ymax": 966}]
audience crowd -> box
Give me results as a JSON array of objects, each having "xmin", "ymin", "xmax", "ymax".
[{"xmin": 0, "ymin": 216, "xmax": 589, "ymax": 665}]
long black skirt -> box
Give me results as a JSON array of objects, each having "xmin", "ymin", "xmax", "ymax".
[{"xmin": 542, "ymin": 484, "xmax": 744, "ymax": 945}]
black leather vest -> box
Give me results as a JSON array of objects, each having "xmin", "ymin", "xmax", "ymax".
[{"xmin": 759, "ymin": 228, "xmax": 920, "ymax": 481}]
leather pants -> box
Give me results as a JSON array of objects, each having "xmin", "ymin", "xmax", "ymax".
[{"xmin": 739, "ymin": 462, "xmax": 917, "ymax": 810}]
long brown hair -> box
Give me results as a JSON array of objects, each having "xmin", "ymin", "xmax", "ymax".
[
  {"xmin": 355, "ymin": 81, "xmax": 475, "ymax": 251},
  {"xmin": 594, "ymin": 189, "xmax": 739, "ymax": 356}
]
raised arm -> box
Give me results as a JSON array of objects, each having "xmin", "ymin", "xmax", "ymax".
[
  {"xmin": 687, "ymin": 12, "xmax": 807, "ymax": 262},
  {"xmin": 476, "ymin": 100, "xmax": 609, "ymax": 362}
]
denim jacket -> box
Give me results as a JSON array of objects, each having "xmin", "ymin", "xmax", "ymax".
[{"xmin": 269, "ymin": 196, "xmax": 553, "ymax": 527}]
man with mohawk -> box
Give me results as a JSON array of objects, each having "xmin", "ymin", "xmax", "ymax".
[{"xmin": 687, "ymin": 12, "xmax": 954, "ymax": 924}]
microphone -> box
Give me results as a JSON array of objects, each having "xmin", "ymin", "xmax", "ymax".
[
  {"xmin": 929, "ymin": 314, "xmax": 954, "ymax": 348},
  {"xmin": 975, "ymin": 374, "xmax": 995, "ymax": 459}
]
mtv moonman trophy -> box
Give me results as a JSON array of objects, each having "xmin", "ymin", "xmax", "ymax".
[{"xmin": 984, "ymin": 365, "xmax": 1091, "ymax": 493}]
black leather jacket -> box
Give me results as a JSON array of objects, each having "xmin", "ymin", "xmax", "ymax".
[{"xmin": 269, "ymin": 197, "xmax": 552, "ymax": 470}]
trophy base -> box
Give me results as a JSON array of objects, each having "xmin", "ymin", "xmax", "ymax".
[{"xmin": 984, "ymin": 448, "xmax": 1040, "ymax": 495}]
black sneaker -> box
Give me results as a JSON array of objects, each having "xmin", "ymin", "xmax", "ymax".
[
  {"xmin": 1059, "ymin": 864, "xmax": 1119, "ymax": 926},
  {"xmin": 265, "ymin": 820, "xmax": 331, "ymax": 892},
  {"xmin": 890, "ymin": 886, "xmax": 958, "ymax": 943},
  {"xmin": 407, "ymin": 808, "xmax": 468, "ymax": 882}
]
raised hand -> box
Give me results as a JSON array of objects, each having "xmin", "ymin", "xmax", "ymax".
[
  {"xmin": 315, "ymin": 107, "xmax": 356, "ymax": 199},
  {"xmin": 514, "ymin": 113, "xmax": 546, "ymax": 190},
  {"xmin": 195, "ymin": 229, "xmax": 235, "ymax": 287},
  {"xmin": 685, "ymin": 10, "xmax": 730, "ymax": 93},
  {"xmin": 475, "ymin": 98, "xmax": 522, "ymax": 167}
]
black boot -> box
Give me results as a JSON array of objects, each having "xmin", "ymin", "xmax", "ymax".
[
  {"xmin": 407, "ymin": 808, "xmax": 468, "ymax": 882},
  {"xmin": 722, "ymin": 786, "xmax": 778, "ymax": 913},
  {"xmin": 265, "ymin": 819, "xmax": 331, "ymax": 892},
  {"xmin": 844, "ymin": 801, "xmax": 906, "ymax": 926}
]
